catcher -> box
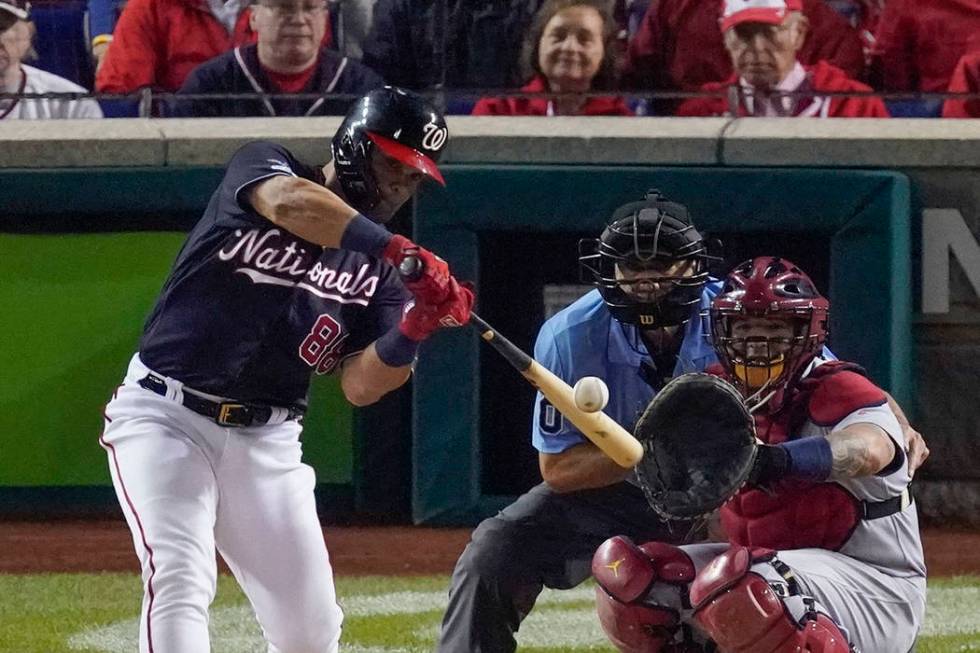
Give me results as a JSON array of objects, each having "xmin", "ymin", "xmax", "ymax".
[{"xmin": 592, "ymin": 256, "xmax": 925, "ymax": 653}]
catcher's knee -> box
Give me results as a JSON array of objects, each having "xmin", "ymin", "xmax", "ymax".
[
  {"xmin": 592, "ymin": 536, "xmax": 699, "ymax": 653},
  {"xmin": 690, "ymin": 546, "xmax": 851, "ymax": 653}
]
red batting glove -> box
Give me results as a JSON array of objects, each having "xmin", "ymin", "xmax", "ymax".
[
  {"xmin": 399, "ymin": 279, "xmax": 475, "ymax": 341},
  {"xmin": 382, "ymin": 235, "xmax": 451, "ymax": 304}
]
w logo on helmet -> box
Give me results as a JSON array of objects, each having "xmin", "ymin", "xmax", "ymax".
[{"xmin": 421, "ymin": 122, "xmax": 448, "ymax": 151}]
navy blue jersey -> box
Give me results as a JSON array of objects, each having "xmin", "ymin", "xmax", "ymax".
[{"xmin": 139, "ymin": 141, "xmax": 410, "ymax": 407}]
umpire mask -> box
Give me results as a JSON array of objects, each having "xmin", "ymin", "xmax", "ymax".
[
  {"xmin": 579, "ymin": 190, "xmax": 710, "ymax": 328},
  {"xmin": 331, "ymin": 86, "xmax": 448, "ymax": 217}
]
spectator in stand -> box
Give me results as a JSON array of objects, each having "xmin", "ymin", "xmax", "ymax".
[
  {"xmin": 623, "ymin": 0, "xmax": 864, "ymax": 114},
  {"xmin": 174, "ymin": 0, "xmax": 381, "ymax": 117},
  {"xmin": 874, "ymin": 0, "xmax": 980, "ymax": 97},
  {"xmin": 677, "ymin": 0, "xmax": 888, "ymax": 118},
  {"xmin": 361, "ymin": 0, "xmax": 543, "ymax": 93},
  {"xmin": 472, "ymin": 0, "xmax": 631, "ymax": 116},
  {"xmin": 95, "ymin": 0, "xmax": 330, "ymax": 94},
  {"xmin": 943, "ymin": 51, "xmax": 980, "ymax": 118},
  {"xmin": 0, "ymin": 1, "xmax": 102, "ymax": 119}
]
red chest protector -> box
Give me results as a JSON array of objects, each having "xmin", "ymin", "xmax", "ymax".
[{"xmin": 719, "ymin": 362, "xmax": 888, "ymax": 551}]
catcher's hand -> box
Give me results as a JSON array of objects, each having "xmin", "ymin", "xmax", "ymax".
[{"xmin": 634, "ymin": 373, "xmax": 758, "ymax": 520}]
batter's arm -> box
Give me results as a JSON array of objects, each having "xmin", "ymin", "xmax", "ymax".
[
  {"xmin": 827, "ymin": 423, "xmax": 897, "ymax": 480},
  {"xmin": 338, "ymin": 344, "xmax": 412, "ymax": 407},
  {"xmin": 539, "ymin": 444, "xmax": 632, "ymax": 494},
  {"xmin": 247, "ymin": 176, "xmax": 360, "ymax": 247}
]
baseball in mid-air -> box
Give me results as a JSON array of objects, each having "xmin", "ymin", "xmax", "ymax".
[{"xmin": 573, "ymin": 376, "xmax": 609, "ymax": 413}]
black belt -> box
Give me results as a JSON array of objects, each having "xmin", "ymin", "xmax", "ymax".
[
  {"xmin": 137, "ymin": 374, "xmax": 304, "ymax": 427},
  {"xmin": 862, "ymin": 486, "xmax": 913, "ymax": 520}
]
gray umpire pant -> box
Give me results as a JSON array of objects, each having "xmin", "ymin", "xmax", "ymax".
[{"xmin": 435, "ymin": 481, "xmax": 686, "ymax": 653}]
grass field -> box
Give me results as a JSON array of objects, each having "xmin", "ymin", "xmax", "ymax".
[{"xmin": 1, "ymin": 573, "xmax": 978, "ymax": 652}]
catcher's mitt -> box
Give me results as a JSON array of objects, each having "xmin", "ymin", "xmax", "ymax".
[{"xmin": 634, "ymin": 373, "xmax": 758, "ymax": 520}]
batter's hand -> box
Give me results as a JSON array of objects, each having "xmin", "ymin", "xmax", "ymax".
[
  {"xmin": 904, "ymin": 423, "xmax": 929, "ymax": 478},
  {"xmin": 399, "ymin": 279, "xmax": 475, "ymax": 341},
  {"xmin": 383, "ymin": 235, "xmax": 451, "ymax": 304}
]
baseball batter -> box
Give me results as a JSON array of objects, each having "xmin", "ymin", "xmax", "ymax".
[
  {"xmin": 593, "ymin": 257, "xmax": 925, "ymax": 653},
  {"xmin": 99, "ymin": 87, "xmax": 473, "ymax": 653}
]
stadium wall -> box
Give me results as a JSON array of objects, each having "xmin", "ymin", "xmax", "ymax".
[{"xmin": 0, "ymin": 117, "xmax": 978, "ymax": 525}]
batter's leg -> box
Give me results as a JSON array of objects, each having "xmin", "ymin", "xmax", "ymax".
[
  {"xmin": 436, "ymin": 481, "xmax": 674, "ymax": 653},
  {"xmin": 101, "ymin": 386, "xmax": 221, "ymax": 653},
  {"xmin": 213, "ymin": 421, "xmax": 343, "ymax": 653}
]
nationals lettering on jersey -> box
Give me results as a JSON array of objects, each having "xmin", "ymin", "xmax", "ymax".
[{"xmin": 139, "ymin": 141, "xmax": 410, "ymax": 407}]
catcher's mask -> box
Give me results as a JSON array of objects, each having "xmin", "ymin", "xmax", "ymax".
[
  {"xmin": 331, "ymin": 86, "xmax": 448, "ymax": 216},
  {"xmin": 710, "ymin": 256, "xmax": 829, "ymax": 408},
  {"xmin": 579, "ymin": 190, "xmax": 710, "ymax": 328}
]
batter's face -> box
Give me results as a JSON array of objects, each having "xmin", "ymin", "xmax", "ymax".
[
  {"xmin": 251, "ymin": 0, "xmax": 327, "ymax": 70},
  {"xmin": 724, "ymin": 14, "xmax": 807, "ymax": 89},
  {"xmin": 537, "ymin": 5, "xmax": 605, "ymax": 93},
  {"xmin": 366, "ymin": 150, "xmax": 426, "ymax": 222},
  {"xmin": 615, "ymin": 258, "xmax": 697, "ymax": 302},
  {"xmin": 0, "ymin": 19, "xmax": 30, "ymax": 79}
]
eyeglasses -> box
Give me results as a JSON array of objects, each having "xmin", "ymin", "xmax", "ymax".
[{"xmin": 258, "ymin": 1, "xmax": 328, "ymax": 17}]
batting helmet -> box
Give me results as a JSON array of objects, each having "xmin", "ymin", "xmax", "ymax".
[
  {"xmin": 331, "ymin": 86, "xmax": 448, "ymax": 213},
  {"xmin": 579, "ymin": 190, "xmax": 710, "ymax": 328},
  {"xmin": 710, "ymin": 256, "xmax": 830, "ymax": 405}
]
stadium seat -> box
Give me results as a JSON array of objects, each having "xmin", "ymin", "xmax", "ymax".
[
  {"xmin": 30, "ymin": 0, "xmax": 94, "ymax": 90},
  {"xmin": 885, "ymin": 99, "xmax": 943, "ymax": 118}
]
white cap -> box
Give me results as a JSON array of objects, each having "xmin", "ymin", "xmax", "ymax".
[
  {"xmin": 0, "ymin": 1, "xmax": 30, "ymax": 20},
  {"xmin": 720, "ymin": 0, "xmax": 802, "ymax": 31}
]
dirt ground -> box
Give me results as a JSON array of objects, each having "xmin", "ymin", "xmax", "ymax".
[{"xmin": 1, "ymin": 521, "xmax": 979, "ymax": 576}]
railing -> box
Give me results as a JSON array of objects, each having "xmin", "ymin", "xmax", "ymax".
[{"xmin": 1, "ymin": 89, "xmax": 978, "ymax": 118}]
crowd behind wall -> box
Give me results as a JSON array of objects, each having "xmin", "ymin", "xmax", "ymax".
[{"xmin": 0, "ymin": 0, "xmax": 978, "ymax": 120}]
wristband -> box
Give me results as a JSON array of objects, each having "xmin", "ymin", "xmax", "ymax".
[
  {"xmin": 339, "ymin": 213, "xmax": 392, "ymax": 258},
  {"xmin": 778, "ymin": 436, "xmax": 833, "ymax": 482},
  {"xmin": 374, "ymin": 327, "xmax": 419, "ymax": 368}
]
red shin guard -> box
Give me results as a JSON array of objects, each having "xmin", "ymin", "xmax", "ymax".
[
  {"xmin": 691, "ymin": 547, "xmax": 851, "ymax": 653},
  {"xmin": 592, "ymin": 536, "xmax": 699, "ymax": 653}
]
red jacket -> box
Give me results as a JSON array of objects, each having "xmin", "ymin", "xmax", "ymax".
[
  {"xmin": 873, "ymin": 0, "xmax": 980, "ymax": 92},
  {"xmin": 623, "ymin": 0, "xmax": 865, "ymax": 98},
  {"xmin": 97, "ymin": 0, "xmax": 256, "ymax": 93},
  {"xmin": 471, "ymin": 76, "xmax": 633, "ymax": 116},
  {"xmin": 96, "ymin": 0, "xmax": 331, "ymax": 93},
  {"xmin": 943, "ymin": 51, "xmax": 980, "ymax": 118},
  {"xmin": 677, "ymin": 61, "xmax": 889, "ymax": 117}
]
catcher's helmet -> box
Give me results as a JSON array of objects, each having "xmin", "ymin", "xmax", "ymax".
[
  {"xmin": 710, "ymin": 256, "xmax": 830, "ymax": 405},
  {"xmin": 331, "ymin": 86, "xmax": 448, "ymax": 213},
  {"xmin": 579, "ymin": 190, "xmax": 710, "ymax": 328}
]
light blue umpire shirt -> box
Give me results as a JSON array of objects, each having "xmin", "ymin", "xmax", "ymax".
[{"xmin": 531, "ymin": 282, "xmax": 723, "ymax": 454}]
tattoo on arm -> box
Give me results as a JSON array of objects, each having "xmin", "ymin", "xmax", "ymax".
[{"xmin": 828, "ymin": 429, "xmax": 882, "ymax": 480}]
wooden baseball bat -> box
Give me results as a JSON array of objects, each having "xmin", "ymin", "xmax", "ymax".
[
  {"xmin": 399, "ymin": 257, "xmax": 644, "ymax": 468},
  {"xmin": 468, "ymin": 313, "xmax": 644, "ymax": 468}
]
